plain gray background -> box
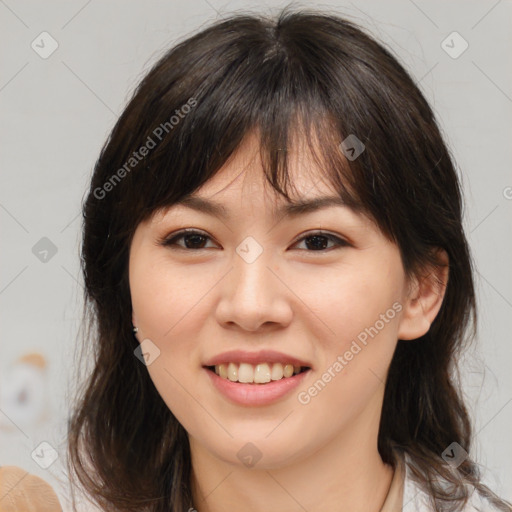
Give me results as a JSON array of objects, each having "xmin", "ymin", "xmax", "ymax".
[{"xmin": 1, "ymin": 0, "xmax": 511, "ymax": 509}]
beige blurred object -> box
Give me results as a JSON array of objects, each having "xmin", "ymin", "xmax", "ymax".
[
  {"xmin": 19, "ymin": 353, "xmax": 47, "ymax": 369},
  {"xmin": 0, "ymin": 466, "xmax": 62, "ymax": 511},
  {"xmin": 0, "ymin": 352, "xmax": 50, "ymax": 431}
]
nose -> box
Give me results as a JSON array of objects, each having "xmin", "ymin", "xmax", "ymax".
[{"xmin": 215, "ymin": 247, "xmax": 293, "ymax": 332}]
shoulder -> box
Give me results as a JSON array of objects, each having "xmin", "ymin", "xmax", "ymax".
[
  {"xmin": 0, "ymin": 465, "xmax": 62, "ymax": 511},
  {"xmin": 399, "ymin": 452, "xmax": 508, "ymax": 512}
]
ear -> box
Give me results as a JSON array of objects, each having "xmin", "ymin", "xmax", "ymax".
[{"xmin": 397, "ymin": 249, "xmax": 449, "ymax": 341}]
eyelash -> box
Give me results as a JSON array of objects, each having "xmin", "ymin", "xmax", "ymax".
[{"xmin": 159, "ymin": 229, "xmax": 349, "ymax": 252}]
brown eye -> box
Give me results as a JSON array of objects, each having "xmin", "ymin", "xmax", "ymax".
[
  {"xmin": 292, "ymin": 231, "xmax": 349, "ymax": 251},
  {"xmin": 161, "ymin": 229, "xmax": 216, "ymax": 250}
]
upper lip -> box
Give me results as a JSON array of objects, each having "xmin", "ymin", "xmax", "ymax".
[{"xmin": 203, "ymin": 349, "xmax": 312, "ymax": 369}]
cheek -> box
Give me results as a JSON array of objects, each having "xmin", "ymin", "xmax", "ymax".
[
  {"xmin": 293, "ymin": 268, "xmax": 401, "ymax": 433},
  {"xmin": 129, "ymin": 251, "xmax": 211, "ymax": 415},
  {"xmin": 295, "ymin": 255, "xmax": 403, "ymax": 415},
  {"xmin": 298, "ymin": 257, "xmax": 403, "ymax": 352},
  {"xmin": 129, "ymin": 254, "xmax": 198, "ymax": 427},
  {"xmin": 130, "ymin": 251, "xmax": 205, "ymax": 339}
]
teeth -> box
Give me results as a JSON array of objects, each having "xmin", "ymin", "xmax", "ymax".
[
  {"xmin": 271, "ymin": 363, "xmax": 283, "ymax": 380},
  {"xmin": 227, "ymin": 362, "xmax": 238, "ymax": 382},
  {"xmin": 218, "ymin": 364, "xmax": 228, "ymax": 379},
  {"xmin": 254, "ymin": 363, "xmax": 271, "ymax": 383},
  {"xmin": 213, "ymin": 362, "xmax": 306, "ymax": 384},
  {"xmin": 238, "ymin": 363, "xmax": 254, "ymax": 383}
]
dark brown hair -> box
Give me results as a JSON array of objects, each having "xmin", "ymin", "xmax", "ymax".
[{"xmin": 67, "ymin": 6, "xmax": 511, "ymax": 512}]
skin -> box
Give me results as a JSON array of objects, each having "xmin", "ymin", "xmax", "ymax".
[{"xmin": 129, "ymin": 130, "xmax": 448, "ymax": 512}]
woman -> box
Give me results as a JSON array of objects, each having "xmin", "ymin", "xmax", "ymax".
[{"xmin": 66, "ymin": 7, "xmax": 511, "ymax": 512}]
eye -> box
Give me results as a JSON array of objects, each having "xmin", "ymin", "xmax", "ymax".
[
  {"xmin": 160, "ymin": 229, "xmax": 216, "ymax": 250},
  {"xmin": 292, "ymin": 231, "xmax": 349, "ymax": 251},
  {"xmin": 159, "ymin": 229, "xmax": 349, "ymax": 252}
]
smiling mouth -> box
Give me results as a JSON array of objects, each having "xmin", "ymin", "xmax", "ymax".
[{"xmin": 205, "ymin": 363, "xmax": 311, "ymax": 384}]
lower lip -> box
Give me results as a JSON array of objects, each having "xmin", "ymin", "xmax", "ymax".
[{"xmin": 204, "ymin": 367, "xmax": 311, "ymax": 406}]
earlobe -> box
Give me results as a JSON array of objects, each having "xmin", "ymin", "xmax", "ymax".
[{"xmin": 397, "ymin": 249, "xmax": 449, "ymax": 341}]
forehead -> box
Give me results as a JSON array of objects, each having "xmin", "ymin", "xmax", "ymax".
[
  {"xmin": 150, "ymin": 128, "xmax": 371, "ymax": 226},
  {"xmin": 183, "ymin": 130, "xmax": 346, "ymax": 208},
  {"xmin": 155, "ymin": 157, "xmax": 352, "ymax": 226}
]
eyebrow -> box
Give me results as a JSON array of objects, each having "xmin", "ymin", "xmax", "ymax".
[{"xmin": 175, "ymin": 194, "xmax": 356, "ymax": 220}]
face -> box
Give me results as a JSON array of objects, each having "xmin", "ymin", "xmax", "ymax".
[{"xmin": 129, "ymin": 131, "xmax": 415, "ymax": 469}]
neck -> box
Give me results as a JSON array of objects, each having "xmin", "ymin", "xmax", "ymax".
[{"xmin": 189, "ymin": 392, "xmax": 394, "ymax": 512}]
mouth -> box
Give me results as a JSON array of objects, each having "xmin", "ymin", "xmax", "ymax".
[
  {"xmin": 203, "ymin": 362, "xmax": 312, "ymax": 406},
  {"xmin": 204, "ymin": 363, "xmax": 311, "ymax": 385}
]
